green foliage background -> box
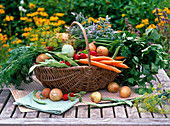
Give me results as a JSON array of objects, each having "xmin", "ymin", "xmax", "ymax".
[
  {"xmin": 1, "ymin": 0, "xmax": 170, "ymax": 33},
  {"xmin": 28, "ymin": 0, "xmax": 169, "ymax": 28}
]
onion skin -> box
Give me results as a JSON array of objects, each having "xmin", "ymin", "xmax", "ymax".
[
  {"xmin": 96, "ymin": 46, "xmax": 109, "ymax": 56},
  {"xmin": 42, "ymin": 88, "xmax": 51, "ymax": 98},
  {"xmin": 36, "ymin": 54, "xmax": 51, "ymax": 63},
  {"xmin": 90, "ymin": 92, "xmax": 102, "ymax": 103},
  {"xmin": 49, "ymin": 88, "xmax": 63, "ymax": 101},
  {"xmin": 88, "ymin": 41, "xmax": 96, "ymax": 51},
  {"xmin": 107, "ymin": 82, "xmax": 119, "ymax": 93},
  {"xmin": 119, "ymin": 86, "xmax": 132, "ymax": 98}
]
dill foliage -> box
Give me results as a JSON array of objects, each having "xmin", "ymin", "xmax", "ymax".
[{"xmin": 0, "ymin": 46, "xmax": 39, "ymax": 88}]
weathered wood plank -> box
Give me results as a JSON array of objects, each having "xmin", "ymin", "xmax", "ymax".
[
  {"xmin": 114, "ymin": 105, "xmax": 127, "ymax": 118},
  {"xmin": 0, "ymin": 89, "xmax": 11, "ymax": 114},
  {"xmin": 0, "ymin": 95, "xmax": 15, "ymax": 118},
  {"xmin": 38, "ymin": 112, "xmax": 51, "ymax": 118},
  {"xmin": 126, "ymin": 106, "xmax": 139, "ymax": 118},
  {"xmin": 0, "ymin": 118, "xmax": 170, "ymax": 126},
  {"xmin": 64, "ymin": 106, "xmax": 76, "ymax": 118},
  {"xmin": 138, "ymin": 107, "xmax": 153, "ymax": 118},
  {"xmin": 156, "ymin": 69, "xmax": 170, "ymax": 82},
  {"xmin": 102, "ymin": 106, "xmax": 114, "ymax": 118},
  {"xmin": 12, "ymin": 106, "xmax": 26, "ymax": 118},
  {"xmin": 77, "ymin": 105, "xmax": 88, "ymax": 118},
  {"xmin": 25, "ymin": 111, "xmax": 38, "ymax": 118},
  {"xmin": 90, "ymin": 106, "xmax": 101, "ymax": 118}
]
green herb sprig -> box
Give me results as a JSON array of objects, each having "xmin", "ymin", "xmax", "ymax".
[{"xmin": 0, "ymin": 46, "xmax": 40, "ymax": 88}]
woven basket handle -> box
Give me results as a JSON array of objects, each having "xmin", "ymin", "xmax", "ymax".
[{"xmin": 70, "ymin": 21, "xmax": 91, "ymax": 67}]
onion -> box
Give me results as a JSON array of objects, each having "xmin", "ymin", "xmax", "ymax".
[
  {"xmin": 107, "ymin": 82, "xmax": 119, "ymax": 93},
  {"xmin": 88, "ymin": 41, "xmax": 96, "ymax": 51},
  {"xmin": 36, "ymin": 54, "xmax": 51, "ymax": 63},
  {"xmin": 119, "ymin": 86, "xmax": 132, "ymax": 98},
  {"xmin": 49, "ymin": 88, "xmax": 63, "ymax": 101},
  {"xmin": 42, "ymin": 88, "xmax": 51, "ymax": 98},
  {"xmin": 96, "ymin": 46, "xmax": 109, "ymax": 56},
  {"xmin": 90, "ymin": 91, "xmax": 102, "ymax": 103},
  {"xmin": 62, "ymin": 44, "xmax": 75, "ymax": 57}
]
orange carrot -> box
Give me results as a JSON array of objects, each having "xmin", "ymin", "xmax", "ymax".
[
  {"xmin": 78, "ymin": 59, "xmax": 121, "ymax": 73},
  {"xmin": 90, "ymin": 56, "xmax": 113, "ymax": 61},
  {"xmin": 85, "ymin": 54, "xmax": 96, "ymax": 58},
  {"xmin": 112, "ymin": 63, "xmax": 128, "ymax": 69},
  {"xmin": 115, "ymin": 56, "xmax": 125, "ymax": 60},
  {"xmin": 99, "ymin": 60, "xmax": 123, "ymax": 65}
]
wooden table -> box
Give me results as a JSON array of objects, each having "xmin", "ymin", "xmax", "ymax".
[{"xmin": 0, "ymin": 69, "xmax": 169, "ymax": 126}]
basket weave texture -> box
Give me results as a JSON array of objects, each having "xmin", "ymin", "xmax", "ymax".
[{"xmin": 34, "ymin": 21, "xmax": 118, "ymax": 93}]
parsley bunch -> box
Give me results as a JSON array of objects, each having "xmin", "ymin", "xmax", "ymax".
[{"xmin": 109, "ymin": 31, "xmax": 168, "ymax": 94}]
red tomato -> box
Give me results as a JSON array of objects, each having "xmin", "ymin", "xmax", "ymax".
[
  {"xmin": 65, "ymin": 61, "xmax": 71, "ymax": 66},
  {"xmin": 60, "ymin": 61, "xmax": 65, "ymax": 63},
  {"xmin": 70, "ymin": 92, "xmax": 76, "ymax": 97},
  {"xmin": 74, "ymin": 53, "xmax": 80, "ymax": 60},
  {"xmin": 80, "ymin": 53, "xmax": 86, "ymax": 59},
  {"xmin": 46, "ymin": 46, "xmax": 53, "ymax": 51},
  {"xmin": 63, "ymin": 94, "xmax": 69, "ymax": 101},
  {"xmin": 90, "ymin": 51, "xmax": 97, "ymax": 56}
]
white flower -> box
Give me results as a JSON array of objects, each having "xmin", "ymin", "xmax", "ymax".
[
  {"xmin": 20, "ymin": 0, "xmax": 24, "ymax": 5},
  {"xmin": 18, "ymin": 6, "xmax": 23, "ymax": 11},
  {"xmin": 127, "ymin": 37, "xmax": 133, "ymax": 40},
  {"xmin": 22, "ymin": 8, "xmax": 27, "ymax": 12},
  {"xmin": 122, "ymin": 33, "xmax": 126, "ymax": 38}
]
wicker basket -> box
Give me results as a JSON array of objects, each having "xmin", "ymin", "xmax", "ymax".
[{"xmin": 34, "ymin": 21, "xmax": 118, "ymax": 93}]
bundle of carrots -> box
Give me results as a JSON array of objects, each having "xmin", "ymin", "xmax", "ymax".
[{"xmin": 78, "ymin": 56, "xmax": 128, "ymax": 73}]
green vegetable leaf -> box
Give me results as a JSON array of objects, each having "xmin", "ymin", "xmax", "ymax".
[
  {"xmin": 127, "ymin": 78, "xmax": 135, "ymax": 84},
  {"xmin": 151, "ymin": 62, "xmax": 159, "ymax": 73}
]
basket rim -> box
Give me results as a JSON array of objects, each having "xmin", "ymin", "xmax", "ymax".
[{"xmin": 34, "ymin": 64, "xmax": 118, "ymax": 73}]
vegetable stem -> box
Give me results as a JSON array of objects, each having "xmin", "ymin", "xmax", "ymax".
[
  {"xmin": 32, "ymin": 90, "xmax": 46, "ymax": 105},
  {"xmin": 82, "ymin": 101, "xmax": 125, "ymax": 108},
  {"xmin": 112, "ymin": 46, "xmax": 121, "ymax": 59}
]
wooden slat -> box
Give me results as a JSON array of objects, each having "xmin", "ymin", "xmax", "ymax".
[
  {"xmin": 0, "ymin": 89, "xmax": 11, "ymax": 114},
  {"xmin": 138, "ymin": 107, "xmax": 153, "ymax": 118},
  {"xmin": 102, "ymin": 106, "xmax": 114, "ymax": 118},
  {"xmin": 77, "ymin": 105, "xmax": 88, "ymax": 118},
  {"xmin": 64, "ymin": 106, "xmax": 76, "ymax": 118},
  {"xmin": 25, "ymin": 111, "xmax": 38, "ymax": 118},
  {"xmin": 12, "ymin": 106, "xmax": 26, "ymax": 118},
  {"xmin": 126, "ymin": 106, "xmax": 139, "ymax": 118},
  {"xmin": 0, "ymin": 95, "xmax": 15, "ymax": 118},
  {"xmin": 0, "ymin": 118, "xmax": 170, "ymax": 125},
  {"xmin": 114, "ymin": 105, "xmax": 127, "ymax": 118},
  {"xmin": 156, "ymin": 69, "xmax": 170, "ymax": 83},
  {"xmin": 90, "ymin": 106, "xmax": 101, "ymax": 118},
  {"xmin": 38, "ymin": 112, "xmax": 51, "ymax": 118}
]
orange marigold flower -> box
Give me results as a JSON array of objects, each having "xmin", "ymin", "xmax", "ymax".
[
  {"xmin": 5, "ymin": 15, "xmax": 11, "ymax": 21},
  {"xmin": 55, "ymin": 13, "xmax": 64, "ymax": 17},
  {"xmin": 29, "ymin": 3, "xmax": 36, "ymax": 9},
  {"xmin": 8, "ymin": 48, "xmax": 13, "ymax": 52},
  {"xmin": 0, "ymin": 5, "xmax": 5, "ymax": 9},
  {"xmin": 136, "ymin": 24, "xmax": 145, "ymax": 29},
  {"xmin": 0, "ymin": 9, "xmax": 5, "ymax": 14},
  {"xmin": 3, "ymin": 44, "xmax": 9, "ymax": 48},
  {"xmin": 141, "ymin": 19, "xmax": 149, "ymax": 25},
  {"xmin": 10, "ymin": 16, "xmax": 14, "ymax": 21},
  {"xmin": 122, "ymin": 14, "xmax": 125, "ymax": 17},
  {"xmin": 20, "ymin": 17, "xmax": 28, "ymax": 21},
  {"xmin": 37, "ymin": 7, "xmax": 45, "ymax": 12},
  {"xmin": 147, "ymin": 24, "xmax": 156, "ymax": 29}
]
